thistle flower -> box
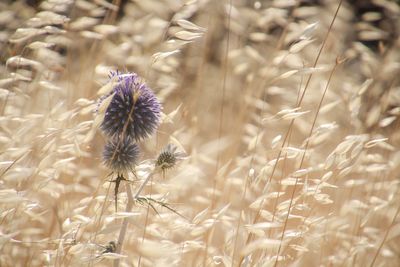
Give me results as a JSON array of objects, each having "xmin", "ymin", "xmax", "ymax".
[
  {"xmin": 103, "ymin": 137, "xmax": 140, "ymax": 172},
  {"xmin": 155, "ymin": 143, "xmax": 186, "ymax": 171},
  {"xmin": 99, "ymin": 71, "xmax": 161, "ymax": 141}
]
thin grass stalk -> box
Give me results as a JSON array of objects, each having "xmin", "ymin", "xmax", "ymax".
[
  {"xmin": 369, "ymin": 201, "xmax": 400, "ymax": 267},
  {"xmin": 274, "ymin": 59, "xmax": 340, "ymax": 266},
  {"xmin": 231, "ymin": 173, "xmax": 250, "ymax": 266},
  {"xmin": 239, "ymin": 1, "xmax": 344, "ymax": 264},
  {"xmin": 203, "ymin": 0, "xmax": 233, "ymax": 265},
  {"xmin": 137, "ymin": 174, "xmax": 153, "ymax": 267},
  {"xmin": 87, "ymin": 179, "xmax": 113, "ymax": 267}
]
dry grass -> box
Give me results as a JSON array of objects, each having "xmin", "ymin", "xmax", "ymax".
[{"xmin": 1, "ymin": 0, "xmax": 400, "ymax": 266}]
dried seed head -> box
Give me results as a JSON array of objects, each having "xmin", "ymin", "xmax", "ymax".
[
  {"xmin": 99, "ymin": 71, "xmax": 162, "ymax": 141},
  {"xmin": 102, "ymin": 241, "xmax": 117, "ymax": 254},
  {"xmin": 155, "ymin": 143, "xmax": 186, "ymax": 171},
  {"xmin": 103, "ymin": 137, "xmax": 140, "ymax": 172}
]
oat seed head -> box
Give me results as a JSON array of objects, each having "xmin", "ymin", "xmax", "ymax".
[{"xmin": 2, "ymin": 1, "xmax": 400, "ymax": 266}]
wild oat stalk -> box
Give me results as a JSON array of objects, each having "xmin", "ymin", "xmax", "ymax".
[{"xmin": 2, "ymin": 0, "xmax": 400, "ymax": 266}]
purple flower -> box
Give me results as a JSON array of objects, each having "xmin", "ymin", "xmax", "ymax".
[
  {"xmin": 99, "ymin": 71, "xmax": 161, "ymax": 141},
  {"xmin": 103, "ymin": 137, "xmax": 140, "ymax": 172}
]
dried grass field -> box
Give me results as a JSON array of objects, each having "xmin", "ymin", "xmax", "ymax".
[{"xmin": 1, "ymin": 0, "xmax": 400, "ymax": 266}]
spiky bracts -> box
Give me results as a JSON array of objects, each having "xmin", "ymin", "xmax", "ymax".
[
  {"xmin": 98, "ymin": 71, "xmax": 162, "ymax": 211},
  {"xmin": 100, "ymin": 72, "xmax": 161, "ymax": 141},
  {"xmin": 102, "ymin": 137, "xmax": 140, "ymax": 172},
  {"xmin": 99, "ymin": 71, "xmax": 162, "ymax": 173},
  {"xmin": 155, "ymin": 143, "xmax": 186, "ymax": 172}
]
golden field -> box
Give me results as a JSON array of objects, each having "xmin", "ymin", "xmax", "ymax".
[{"xmin": 0, "ymin": 0, "xmax": 399, "ymax": 266}]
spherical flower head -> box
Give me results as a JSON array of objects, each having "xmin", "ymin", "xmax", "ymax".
[
  {"xmin": 99, "ymin": 71, "xmax": 162, "ymax": 141},
  {"xmin": 103, "ymin": 137, "xmax": 140, "ymax": 172},
  {"xmin": 155, "ymin": 143, "xmax": 186, "ymax": 171}
]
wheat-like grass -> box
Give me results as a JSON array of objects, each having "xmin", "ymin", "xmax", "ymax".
[{"xmin": 1, "ymin": 0, "xmax": 399, "ymax": 266}]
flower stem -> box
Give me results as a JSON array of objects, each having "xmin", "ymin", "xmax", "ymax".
[{"xmin": 113, "ymin": 170, "xmax": 156, "ymax": 267}]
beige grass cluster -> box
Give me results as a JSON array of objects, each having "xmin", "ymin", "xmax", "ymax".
[{"xmin": 1, "ymin": 0, "xmax": 400, "ymax": 266}]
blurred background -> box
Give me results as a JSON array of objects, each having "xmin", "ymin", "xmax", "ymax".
[{"xmin": 0, "ymin": 0, "xmax": 399, "ymax": 266}]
